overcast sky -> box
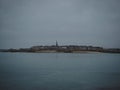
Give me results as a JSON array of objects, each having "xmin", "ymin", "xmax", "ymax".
[{"xmin": 0, "ymin": 0, "xmax": 120, "ymax": 49}]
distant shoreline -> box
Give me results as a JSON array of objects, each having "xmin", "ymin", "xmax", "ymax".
[
  {"xmin": 0, "ymin": 49, "xmax": 120, "ymax": 54},
  {"xmin": 0, "ymin": 50, "xmax": 103, "ymax": 54},
  {"xmin": 0, "ymin": 45, "xmax": 120, "ymax": 54}
]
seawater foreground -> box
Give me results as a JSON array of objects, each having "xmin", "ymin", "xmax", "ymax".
[{"xmin": 0, "ymin": 52, "xmax": 120, "ymax": 90}]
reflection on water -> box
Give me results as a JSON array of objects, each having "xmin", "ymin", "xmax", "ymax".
[{"xmin": 0, "ymin": 53, "xmax": 120, "ymax": 90}]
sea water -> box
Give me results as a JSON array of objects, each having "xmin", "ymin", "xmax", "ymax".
[{"xmin": 0, "ymin": 52, "xmax": 120, "ymax": 90}]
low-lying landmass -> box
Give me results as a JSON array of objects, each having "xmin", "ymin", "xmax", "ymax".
[{"xmin": 0, "ymin": 44, "xmax": 120, "ymax": 53}]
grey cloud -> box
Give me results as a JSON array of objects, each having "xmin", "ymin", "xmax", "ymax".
[{"xmin": 0, "ymin": 0, "xmax": 120, "ymax": 48}]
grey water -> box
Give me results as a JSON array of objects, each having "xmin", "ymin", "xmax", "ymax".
[{"xmin": 0, "ymin": 53, "xmax": 120, "ymax": 90}]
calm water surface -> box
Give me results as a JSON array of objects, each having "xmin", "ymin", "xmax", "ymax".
[{"xmin": 0, "ymin": 53, "xmax": 120, "ymax": 90}]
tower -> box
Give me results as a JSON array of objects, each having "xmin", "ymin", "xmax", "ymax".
[{"xmin": 56, "ymin": 41, "xmax": 58, "ymax": 47}]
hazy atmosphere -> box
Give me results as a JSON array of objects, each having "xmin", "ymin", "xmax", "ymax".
[{"xmin": 0, "ymin": 0, "xmax": 120, "ymax": 49}]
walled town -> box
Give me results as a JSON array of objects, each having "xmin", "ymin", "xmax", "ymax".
[{"xmin": 0, "ymin": 41, "xmax": 120, "ymax": 53}]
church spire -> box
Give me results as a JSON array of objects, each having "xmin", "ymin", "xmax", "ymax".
[{"xmin": 56, "ymin": 40, "xmax": 58, "ymax": 47}]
